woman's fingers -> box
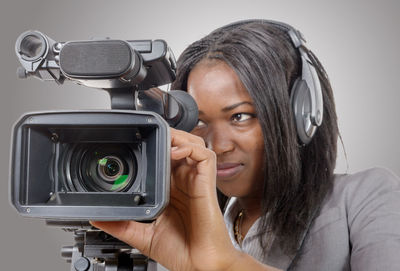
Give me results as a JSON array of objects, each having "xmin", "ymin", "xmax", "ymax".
[
  {"xmin": 170, "ymin": 128, "xmax": 215, "ymax": 173},
  {"xmin": 90, "ymin": 220, "xmax": 154, "ymax": 256},
  {"xmin": 171, "ymin": 142, "xmax": 214, "ymax": 163},
  {"xmin": 171, "ymin": 128, "xmax": 206, "ymax": 148},
  {"xmin": 171, "ymin": 142, "xmax": 216, "ymax": 195}
]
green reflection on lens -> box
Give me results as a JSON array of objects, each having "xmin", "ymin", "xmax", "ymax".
[
  {"xmin": 98, "ymin": 158, "xmax": 108, "ymax": 166},
  {"xmin": 111, "ymin": 175, "xmax": 129, "ymax": 191}
]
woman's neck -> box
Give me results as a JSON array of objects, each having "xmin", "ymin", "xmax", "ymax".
[
  {"xmin": 237, "ymin": 196, "xmax": 262, "ymax": 218},
  {"xmin": 234, "ymin": 197, "xmax": 262, "ymax": 242}
]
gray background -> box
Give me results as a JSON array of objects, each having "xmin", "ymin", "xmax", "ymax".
[{"xmin": 0, "ymin": 0, "xmax": 399, "ymax": 270}]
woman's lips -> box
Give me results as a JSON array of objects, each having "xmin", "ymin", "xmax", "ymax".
[{"xmin": 217, "ymin": 163, "xmax": 244, "ymax": 178}]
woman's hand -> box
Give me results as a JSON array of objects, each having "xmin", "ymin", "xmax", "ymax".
[{"xmin": 90, "ymin": 128, "xmax": 240, "ymax": 271}]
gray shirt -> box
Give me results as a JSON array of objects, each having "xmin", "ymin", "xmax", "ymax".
[{"xmin": 224, "ymin": 167, "xmax": 400, "ymax": 271}]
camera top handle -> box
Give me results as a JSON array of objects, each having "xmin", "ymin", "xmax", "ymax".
[
  {"xmin": 15, "ymin": 30, "xmax": 198, "ymax": 132},
  {"xmin": 15, "ymin": 30, "xmax": 176, "ymax": 90}
]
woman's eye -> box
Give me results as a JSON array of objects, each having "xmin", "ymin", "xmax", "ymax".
[
  {"xmin": 196, "ymin": 119, "xmax": 206, "ymax": 128},
  {"xmin": 231, "ymin": 113, "xmax": 254, "ymax": 122}
]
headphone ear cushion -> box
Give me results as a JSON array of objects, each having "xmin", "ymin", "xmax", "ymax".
[{"xmin": 290, "ymin": 78, "xmax": 317, "ymax": 145}]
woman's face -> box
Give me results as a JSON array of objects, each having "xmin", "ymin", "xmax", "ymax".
[{"xmin": 187, "ymin": 60, "xmax": 265, "ymax": 199}]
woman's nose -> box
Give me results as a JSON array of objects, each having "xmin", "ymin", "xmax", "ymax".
[{"xmin": 205, "ymin": 124, "xmax": 235, "ymax": 156}]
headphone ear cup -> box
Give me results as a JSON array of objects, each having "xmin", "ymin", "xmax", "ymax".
[{"xmin": 290, "ymin": 78, "xmax": 317, "ymax": 145}]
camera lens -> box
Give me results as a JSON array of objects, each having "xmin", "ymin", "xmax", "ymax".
[
  {"xmin": 19, "ymin": 34, "xmax": 45, "ymax": 59},
  {"xmin": 90, "ymin": 153, "xmax": 132, "ymax": 192},
  {"xmin": 63, "ymin": 144, "xmax": 139, "ymax": 192},
  {"xmin": 95, "ymin": 156, "xmax": 132, "ymax": 191},
  {"xmin": 98, "ymin": 156, "xmax": 122, "ymax": 178},
  {"xmin": 105, "ymin": 160, "xmax": 119, "ymax": 176}
]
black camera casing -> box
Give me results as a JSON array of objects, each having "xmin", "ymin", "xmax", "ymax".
[{"xmin": 10, "ymin": 110, "xmax": 170, "ymax": 221}]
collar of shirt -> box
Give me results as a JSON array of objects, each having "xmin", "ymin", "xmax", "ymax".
[{"xmin": 224, "ymin": 197, "xmax": 274, "ymax": 261}]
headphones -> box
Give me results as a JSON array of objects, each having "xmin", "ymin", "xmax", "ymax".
[{"xmin": 213, "ymin": 19, "xmax": 323, "ymax": 145}]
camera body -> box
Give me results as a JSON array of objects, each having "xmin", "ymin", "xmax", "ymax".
[
  {"xmin": 11, "ymin": 110, "xmax": 170, "ymax": 221},
  {"xmin": 10, "ymin": 31, "xmax": 197, "ymax": 222}
]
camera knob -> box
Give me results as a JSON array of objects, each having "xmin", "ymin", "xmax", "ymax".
[
  {"xmin": 74, "ymin": 257, "xmax": 90, "ymax": 271},
  {"xmin": 17, "ymin": 66, "xmax": 28, "ymax": 79}
]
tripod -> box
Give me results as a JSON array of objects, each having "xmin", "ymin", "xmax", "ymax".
[{"xmin": 47, "ymin": 221, "xmax": 158, "ymax": 271}]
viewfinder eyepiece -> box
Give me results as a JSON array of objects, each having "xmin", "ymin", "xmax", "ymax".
[{"xmin": 16, "ymin": 31, "xmax": 49, "ymax": 62}]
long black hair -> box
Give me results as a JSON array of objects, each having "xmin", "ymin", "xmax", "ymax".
[{"xmin": 171, "ymin": 21, "xmax": 339, "ymax": 254}]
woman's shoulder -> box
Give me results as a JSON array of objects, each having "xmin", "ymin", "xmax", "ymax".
[
  {"xmin": 324, "ymin": 167, "xmax": 400, "ymax": 216},
  {"xmin": 333, "ymin": 167, "xmax": 400, "ymax": 196}
]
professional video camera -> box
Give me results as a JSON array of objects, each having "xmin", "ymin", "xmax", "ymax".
[{"xmin": 10, "ymin": 30, "xmax": 198, "ymax": 270}]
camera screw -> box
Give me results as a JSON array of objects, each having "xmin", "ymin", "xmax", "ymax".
[
  {"xmin": 133, "ymin": 195, "xmax": 141, "ymax": 204},
  {"xmin": 48, "ymin": 192, "xmax": 57, "ymax": 202},
  {"xmin": 53, "ymin": 42, "xmax": 62, "ymax": 53},
  {"xmin": 147, "ymin": 118, "xmax": 153, "ymax": 123},
  {"xmin": 26, "ymin": 208, "xmax": 31, "ymax": 213},
  {"xmin": 51, "ymin": 133, "xmax": 59, "ymax": 142},
  {"xmin": 145, "ymin": 209, "xmax": 151, "ymax": 215}
]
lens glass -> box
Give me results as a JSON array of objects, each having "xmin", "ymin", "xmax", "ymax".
[
  {"xmin": 100, "ymin": 157, "xmax": 121, "ymax": 177},
  {"xmin": 96, "ymin": 156, "xmax": 130, "ymax": 191},
  {"xmin": 20, "ymin": 35, "xmax": 44, "ymax": 59},
  {"xmin": 63, "ymin": 144, "xmax": 139, "ymax": 192}
]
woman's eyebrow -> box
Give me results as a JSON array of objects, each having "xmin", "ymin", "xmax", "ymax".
[
  {"xmin": 198, "ymin": 101, "xmax": 254, "ymax": 115},
  {"xmin": 221, "ymin": 101, "xmax": 254, "ymax": 112}
]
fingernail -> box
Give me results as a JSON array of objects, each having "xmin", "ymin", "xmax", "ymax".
[{"xmin": 171, "ymin": 146, "xmax": 179, "ymax": 152}]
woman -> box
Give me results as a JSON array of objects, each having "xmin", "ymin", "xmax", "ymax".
[{"xmin": 91, "ymin": 20, "xmax": 400, "ymax": 270}]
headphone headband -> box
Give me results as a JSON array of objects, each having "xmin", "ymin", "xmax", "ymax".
[{"xmin": 213, "ymin": 19, "xmax": 306, "ymax": 47}]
